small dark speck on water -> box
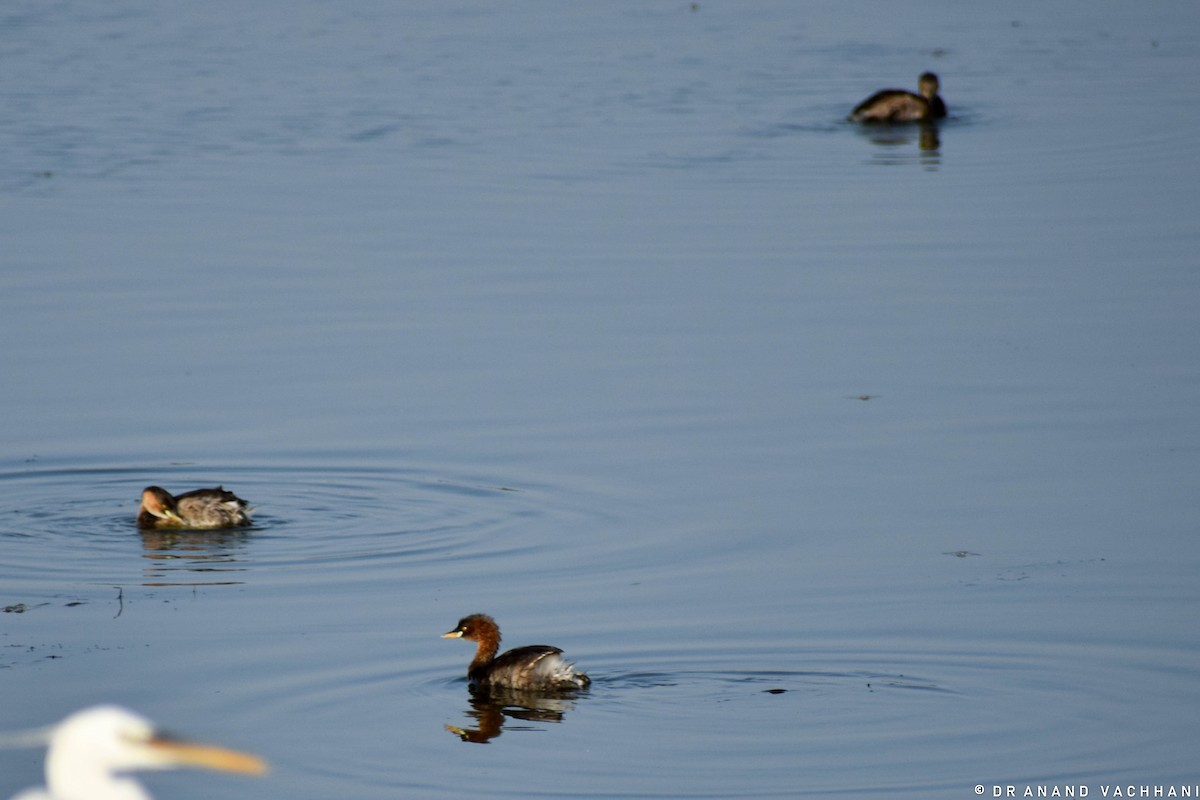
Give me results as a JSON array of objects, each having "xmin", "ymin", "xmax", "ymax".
[
  {"xmin": 763, "ymin": 688, "xmax": 787, "ymax": 694},
  {"xmin": 3, "ymin": 604, "xmax": 27, "ymax": 613}
]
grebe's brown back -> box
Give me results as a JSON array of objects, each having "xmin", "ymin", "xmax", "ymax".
[
  {"xmin": 849, "ymin": 72, "xmax": 946, "ymax": 123},
  {"xmin": 137, "ymin": 486, "xmax": 252, "ymax": 529},
  {"xmin": 442, "ymin": 613, "xmax": 590, "ymax": 691}
]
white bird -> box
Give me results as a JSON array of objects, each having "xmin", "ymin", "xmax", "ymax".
[{"xmin": 9, "ymin": 705, "xmax": 267, "ymax": 800}]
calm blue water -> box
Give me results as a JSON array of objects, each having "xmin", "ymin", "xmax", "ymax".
[{"xmin": 3, "ymin": 2, "xmax": 1199, "ymax": 798}]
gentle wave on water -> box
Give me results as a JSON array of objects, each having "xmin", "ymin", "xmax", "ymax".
[
  {"xmin": 0, "ymin": 459, "xmax": 601, "ymax": 588},
  {"xmin": 4, "ymin": 1, "xmax": 1200, "ymax": 798}
]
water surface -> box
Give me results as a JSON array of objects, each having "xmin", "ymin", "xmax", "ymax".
[{"xmin": 2, "ymin": 2, "xmax": 1199, "ymax": 798}]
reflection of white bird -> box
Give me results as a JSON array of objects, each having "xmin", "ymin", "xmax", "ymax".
[{"xmin": 10, "ymin": 705, "xmax": 267, "ymax": 800}]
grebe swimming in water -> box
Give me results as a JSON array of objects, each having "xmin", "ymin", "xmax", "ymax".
[
  {"xmin": 136, "ymin": 486, "xmax": 252, "ymax": 529},
  {"xmin": 442, "ymin": 614, "xmax": 591, "ymax": 691},
  {"xmin": 849, "ymin": 72, "xmax": 947, "ymax": 123}
]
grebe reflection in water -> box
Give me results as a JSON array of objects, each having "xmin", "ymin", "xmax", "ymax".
[
  {"xmin": 445, "ymin": 687, "xmax": 580, "ymax": 744},
  {"xmin": 442, "ymin": 614, "xmax": 591, "ymax": 691}
]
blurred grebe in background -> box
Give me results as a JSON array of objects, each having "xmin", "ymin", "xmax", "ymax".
[{"xmin": 849, "ymin": 71, "xmax": 947, "ymax": 122}]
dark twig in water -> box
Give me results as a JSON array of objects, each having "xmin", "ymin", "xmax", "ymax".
[{"xmin": 113, "ymin": 586, "xmax": 124, "ymax": 619}]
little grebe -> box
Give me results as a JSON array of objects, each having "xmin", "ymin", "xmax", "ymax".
[
  {"xmin": 442, "ymin": 613, "xmax": 591, "ymax": 691},
  {"xmin": 137, "ymin": 486, "xmax": 252, "ymax": 529},
  {"xmin": 849, "ymin": 71, "xmax": 947, "ymax": 123}
]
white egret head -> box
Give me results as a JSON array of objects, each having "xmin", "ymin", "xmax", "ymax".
[{"xmin": 8, "ymin": 705, "xmax": 266, "ymax": 800}]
